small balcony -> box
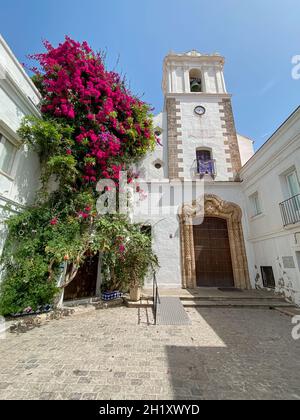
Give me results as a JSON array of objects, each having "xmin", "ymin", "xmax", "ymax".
[
  {"xmin": 279, "ymin": 194, "xmax": 300, "ymax": 226},
  {"xmin": 196, "ymin": 159, "xmax": 217, "ymax": 178}
]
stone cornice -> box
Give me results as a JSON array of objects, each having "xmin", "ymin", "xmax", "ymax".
[
  {"xmin": 247, "ymin": 224, "xmax": 300, "ymax": 243},
  {"xmin": 142, "ymin": 179, "xmax": 242, "ymax": 187},
  {"xmin": 0, "ymin": 194, "xmax": 25, "ymax": 211},
  {"xmin": 164, "ymin": 53, "xmax": 225, "ymax": 67},
  {"xmin": 0, "ymin": 68, "xmax": 41, "ymax": 118},
  {"xmin": 0, "ymin": 118, "xmax": 22, "ymax": 146},
  {"xmin": 165, "ymin": 92, "xmax": 232, "ymax": 99},
  {"xmin": 0, "ymin": 34, "xmax": 41, "ymax": 100},
  {"xmin": 163, "ymin": 93, "xmax": 232, "ymax": 110}
]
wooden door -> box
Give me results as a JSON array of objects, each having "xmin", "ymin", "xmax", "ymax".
[
  {"xmin": 64, "ymin": 254, "xmax": 99, "ymax": 301},
  {"xmin": 193, "ymin": 217, "xmax": 234, "ymax": 288}
]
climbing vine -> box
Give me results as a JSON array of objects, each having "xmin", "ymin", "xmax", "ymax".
[{"xmin": 0, "ymin": 37, "xmax": 158, "ymax": 316}]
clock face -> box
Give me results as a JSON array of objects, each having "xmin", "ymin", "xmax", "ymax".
[{"xmin": 194, "ymin": 106, "xmax": 206, "ymax": 116}]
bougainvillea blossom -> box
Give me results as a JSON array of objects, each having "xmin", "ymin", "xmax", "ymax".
[{"xmin": 30, "ymin": 37, "xmax": 156, "ymax": 186}]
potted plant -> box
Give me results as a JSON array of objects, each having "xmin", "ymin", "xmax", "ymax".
[
  {"xmin": 129, "ymin": 279, "xmax": 143, "ymax": 302},
  {"xmin": 122, "ymin": 229, "xmax": 158, "ymax": 302},
  {"xmin": 98, "ymin": 218, "xmax": 158, "ymax": 303}
]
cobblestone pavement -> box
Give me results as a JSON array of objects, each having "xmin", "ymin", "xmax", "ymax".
[{"xmin": 0, "ymin": 307, "xmax": 299, "ymax": 400}]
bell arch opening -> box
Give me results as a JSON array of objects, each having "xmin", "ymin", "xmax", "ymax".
[{"xmin": 189, "ymin": 68, "xmax": 202, "ymax": 92}]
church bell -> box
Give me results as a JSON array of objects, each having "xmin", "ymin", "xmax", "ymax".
[{"xmin": 190, "ymin": 79, "xmax": 202, "ymax": 92}]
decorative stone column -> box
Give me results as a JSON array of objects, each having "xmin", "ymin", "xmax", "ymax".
[{"xmin": 166, "ymin": 97, "xmax": 184, "ymax": 180}]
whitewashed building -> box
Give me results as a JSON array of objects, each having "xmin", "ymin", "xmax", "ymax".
[
  {"xmin": 138, "ymin": 50, "xmax": 300, "ymax": 306},
  {"xmin": 0, "ymin": 35, "xmax": 41, "ymax": 254},
  {"xmin": 240, "ymin": 107, "xmax": 300, "ymax": 305},
  {"xmin": 138, "ymin": 50, "xmax": 255, "ymax": 292},
  {"xmin": 0, "ymin": 39, "xmax": 299, "ymax": 306}
]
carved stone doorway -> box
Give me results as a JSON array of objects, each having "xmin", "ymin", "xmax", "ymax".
[{"xmin": 179, "ymin": 194, "xmax": 250, "ymax": 290}]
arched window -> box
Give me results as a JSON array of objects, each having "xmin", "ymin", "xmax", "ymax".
[
  {"xmin": 196, "ymin": 148, "xmax": 216, "ymax": 176},
  {"xmin": 189, "ymin": 69, "xmax": 202, "ymax": 92}
]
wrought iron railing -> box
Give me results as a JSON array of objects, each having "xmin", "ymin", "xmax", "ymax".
[
  {"xmin": 280, "ymin": 194, "xmax": 300, "ymax": 226},
  {"xmin": 152, "ymin": 273, "xmax": 160, "ymax": 325},
  {"xmin": 196, "ymin": 159, "xmax": 217, "ymax": 177}
]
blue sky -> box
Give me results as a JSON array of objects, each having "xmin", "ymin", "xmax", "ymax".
[{"xmin": 1, "ymin": 0, "xmax": 300, "ymax": 149}]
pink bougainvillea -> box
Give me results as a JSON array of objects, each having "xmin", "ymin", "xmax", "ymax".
[{"xmin": 30, "ymin": 37, "xmax": 156, "ymax": 186}]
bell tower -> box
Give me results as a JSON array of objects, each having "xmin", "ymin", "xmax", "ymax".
[{"xmin": 162, "ymin": 50, "xmax": 242, "ymax": 181}]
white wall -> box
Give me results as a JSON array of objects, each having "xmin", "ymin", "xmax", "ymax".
[
  {"xmin": 0, "ymin": 35, "xmax": 41, "ymax": 256},
  {"xmin": 179, "ymin": 95, "xmax": 233, "ymax": 180},
  {"xmin": 162, "ymin": 52, "xmax": 226, "ymax": 95},
  {"xmin": 237, "ymin": 134, "xmax": 254, "ymax": 166},
  {"xmin": 137, "ymin": 113, "xmax": 167, "ymax": 180},
  {"xmin": 133, "ymin": 180, "xmax": 255, "ymax": 289},
  {"xmin": 240, "ymin": 107, "xmax": 300, "ymax": 305},
  {"xmin": 0, "ymin": 35, "xmax": 40, "ymax": 106}
]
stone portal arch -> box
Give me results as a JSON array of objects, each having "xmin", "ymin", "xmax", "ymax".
[{"xmin": 179, "ymin": 194, "xmax": 250, "ymax": 289}]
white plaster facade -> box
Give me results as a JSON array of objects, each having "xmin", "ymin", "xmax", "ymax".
[
  {"xmin": 240, "ymin": 107, "xmax": 300, "ymax": 305},
  {"xmin": 0, "ymin": 39, "xmax": 299, "ymax": 306},
  {"xmin": 237, "ymin": 134, "xmax": 255, "ymax": 166},
  {"xmin": 178, "ymin": 95, "xmax": 234, "ymax": 180},
  {"xmin": 137, "ymin": 51, "xmax": 256, "ymax": 291},
  {"xmin": 137, "ymin": 50, "xmax": 300, "ymax": 306},
  {"xmin": 0, "ymin": 35, "xmax": 41, "ymax": 255},
  {"xmin": 162, "ymin": 50, "xmax": 227, "ymax": 95}
]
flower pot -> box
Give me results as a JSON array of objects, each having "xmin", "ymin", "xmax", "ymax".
[
  {"xmin": 102, "ymin": 291, "xmax": 122, "ymax": 301},
  {"xmin": 130, "ymin": 286, "xmax": 141, "ymax": 302}
]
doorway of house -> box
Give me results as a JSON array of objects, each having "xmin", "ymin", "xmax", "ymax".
[
  {"xmin": 193, "ymin": 217, "xmax": 234, "ymax": 287},
  {"xmin": 63, "ymin": 253, "xmax": 99, "ymax": 301}
]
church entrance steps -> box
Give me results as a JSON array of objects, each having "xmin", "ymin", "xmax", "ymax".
[
  {"xmin": 125, "ymin": 288, "xmax": 297, "ymax": 310},
  {"xmin": 274, "ymin": 306, "xmax": 300, "ymax": 318},
  {"xmin": 141, "ymin": 287, "xmax": 286, "ymax": 300},
  {"xmin": 180, "ymin": 299, "xmax": 294, "ymax": 309},
  {"xmin": 126, "ymin": 298, "xmax": 294, "ymax": 309}
]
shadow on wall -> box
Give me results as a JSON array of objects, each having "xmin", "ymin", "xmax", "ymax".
[
  {"xmin": 13, "ymin": 147, "xmax": 40, "ymax": 205},
  {"xmin": 165, "ymin": 308, "xmax": 300, "ymax": 400}
]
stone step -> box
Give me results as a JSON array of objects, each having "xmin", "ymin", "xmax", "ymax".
[
  {"xmin": 126, "ymin": 298, "xmax": 295, "ymax": 309},
  {"xmin": 142, "ymin": 294, "xmax": 287, "ymax": 302},
  {"xmin": 274, "ymin": 307, "xmax": 300, "ymax": 317},
  {"xmin": 63, "ymin": 297, "xmax": 103, "ymax": 307},
  {"xmin": 126, "ymin": 299, "xmax": 153, "ymax": 309},
  {"xmin": 181, "ymin": 299, "xmax": 295, "ymax": 308}
]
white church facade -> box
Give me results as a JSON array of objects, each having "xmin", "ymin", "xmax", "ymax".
[
  {"xmin": 0, "ymin": 37, "xmax": 299, "ymax": 306},
  {"xmin": 138, "ymin": 50, "xmax": 300, "ymax": 306}
]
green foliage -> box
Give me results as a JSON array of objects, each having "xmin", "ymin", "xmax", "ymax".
[
  {"xmin": 0, "ymin": 39, "xmax": 159, "ymax": 315},
  {"xmin": 0, "ymin": 201, "xmax": 158, "ymax": 315},
  {"xmin": 47, "ymin": 155, "xmax": 78, "ymax": 189},
  {"xmin": 0, "ymin": 205, "xmax": 59, "ymax": 316},
  {"xmin": 96, "ymin": 216, "xmax": 158, "ymax": 292},
  {"xmin": 18, "ymin": 117, "xmax": 75, "ymax": 192},
  {"xmin": 0, "ymin": 256, "xmax": 57, "ymax": 317},
  {"xmin": 18, "ymin": 116, "xmax": 74, "ymax": 162}
]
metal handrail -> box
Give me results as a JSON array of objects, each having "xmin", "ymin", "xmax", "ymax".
[
  {"xmin": 279, "ymin": 193, "xmax": 300, "ymax": 226},
  {"xmin": 152, "ymin": 273, "xmax": 160, "ymax": 325}
]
